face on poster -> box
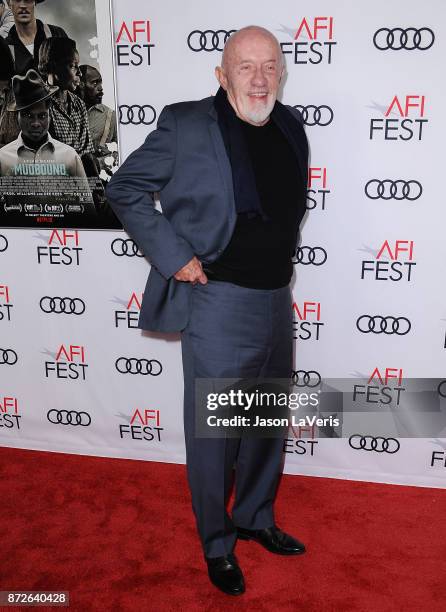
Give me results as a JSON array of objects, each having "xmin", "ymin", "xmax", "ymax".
[{"xmin": 0, "ymin": 0, "xmax": 121, "ymax": 229}]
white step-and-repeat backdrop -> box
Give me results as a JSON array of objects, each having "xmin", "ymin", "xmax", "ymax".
[{"xmin": 1, "ymin": 0, "xmax": 445, "ymax": 488}]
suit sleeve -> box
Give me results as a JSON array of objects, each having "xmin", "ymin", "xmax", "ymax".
[{"xmin": 105, "ymin": 105, "xmax": 194, "ymax": 280}]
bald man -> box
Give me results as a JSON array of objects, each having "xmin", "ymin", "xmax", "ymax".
[{"xmin": 106, "ymin": 26, "xmax": 309, "ymax": 596}]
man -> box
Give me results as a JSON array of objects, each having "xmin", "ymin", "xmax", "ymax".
[
  {"xmin": 78, "ymin": 64, "xmax": 117, "ymax": 162},
  {"xmin": 0, "ymin": 69, "xmax": 86, "ymax": 178},
  {"xmin": 0, "ymin": 0, "xmax": 14, "ymax": 38},
  {"xmin": 5, "ymin": 0, "xmax": 67, "ymax": 75},
  {"xmin": 106, "ymin": 26, "xmax": 309, "ymax": 596}
]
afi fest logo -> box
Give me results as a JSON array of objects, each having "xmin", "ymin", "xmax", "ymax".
[
  {"xmin": 284, "ymin": 422, "xmax": 319, "ymax": 456},
  {"xmin": 0, "ymin": 395, "xmax": 20, "ymax": 430},
  {"xmin": 280, "ymin": 17, "xmax": 336, "ymax": 64},
  {"xmin": 293, "ymin": 301, "xmax": 324, "ymax": 341},
  {"xmin": 119, "ymin": 408, "xmax": 163, "ymax": 442},
  {"xmin": 360, "ymin": 240, "xmax": 416, "ymax": 281},
  {"xmin": 36, "ymin": 230, "xmax": 82, "ymax": 265},
  {"xmin": 115, "ymin": 20, "xmax": 154, "ymax": 66},
  {"xmin": 44, "ymin": 345, "xmax": 88, "ymax": 381},
  {"xmin": 370, "ymin": 95, "xmax": 427, "ymax": 140},
  {"xmin": 353, "ymin": 367, "xmax": 405, "ymax": 406},
  {"xmin": 307, "ymin": 166, "xmax": 330, "ymax": 210},
  {"xmin": 0, "ymin": 285, "xmax": 13, "ymax": 322},
  {"xmin": 114, "ymin": 292, "xmax": 142, "ymax": 328}
]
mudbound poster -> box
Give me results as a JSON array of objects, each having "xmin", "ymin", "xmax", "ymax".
[{"xmin": 0, "ymin": 0, "xmax": 121, "ymax": 229}]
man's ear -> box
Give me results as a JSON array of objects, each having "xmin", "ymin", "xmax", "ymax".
[
  {"xmin": 278, "ymin": 64, "xmax": 285, "ymax": 84},
  {"xmin": 214, "ymin": 66, "xmax": 227, "ymax": 90}
]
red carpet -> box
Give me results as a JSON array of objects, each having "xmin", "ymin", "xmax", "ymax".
[{"xmin": 0, "ymin": 447, "xmax": 444, "ymax": 611}]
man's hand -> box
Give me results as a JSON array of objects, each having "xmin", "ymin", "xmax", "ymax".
[{"xmin": 174, "ymin": 256, "xmax": 208, "ymax": 284}]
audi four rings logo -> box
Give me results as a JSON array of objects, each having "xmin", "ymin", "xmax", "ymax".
[
  {"xmin": 293, "ymin": 105, "xmax": 333, "ymax": 127},
  {"xmin": 356, "ymin": 315, "xmax": 411, "ymax": 335},
  {"xmin": 187, "ymin": 29, "xmax": 236, "ymax": 52},
  {"xmin": 40, "ymin": 297, "xmax": 85, "ymax": 315},
  {"xmin": 115, "ymin": 357, "xmax": 163, "ymax": 376},
  {"xmin": 47, "ymin": 409, "xmax": 91, "ymax": 426},
  {"xmin": 0, "ymin": 234, "xmax": 7, "ymax": 252},
  {"xmin": 365, "ymin": 180, "xmax": 422, "ymax": 201},
  {"xmin": 373, "ymin": 28, "xmax": 435, "ymax": 51},
  {"xmin": 111, "ymin": 238, "xmax": 144, "ymax": 257},
  {"xmin": 0, "ymin": 348, "xmax": 18, "ymax": 365},
  {"xmin": 119, "ymin": 105, "xmax": 156, "ymax": 126},
  {"xmin": 294, "ymin": 247, "xmax": 327, "ymax": 266},
  {"xmin": 291, "ymin": 370, "xmax": 321, "ymax": 387},
  {"xmin": 349, "ymin": 435, "xmax": 400, "ymax": 454}
]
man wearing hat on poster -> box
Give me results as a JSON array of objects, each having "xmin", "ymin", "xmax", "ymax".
[
  {"xmin": 0, "ymin": 68, "xmax": 86, "ymax": 177},
  {"xmin": 5, "ymin": 0, "xmax": 67, "ymax": 75}
]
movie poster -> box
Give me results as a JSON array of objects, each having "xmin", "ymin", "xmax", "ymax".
[{"xmin": 0, "ymin": 0, "xmax": 121, "ymax": 229}]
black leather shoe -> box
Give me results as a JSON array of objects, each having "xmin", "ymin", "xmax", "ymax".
[
  {"xmin": 236, "ymin": 526, "xmax": 306, "ymax": 555},
  {"xmin": 206, "ymin": 553, "xmax": 245, "ymax": 595}
]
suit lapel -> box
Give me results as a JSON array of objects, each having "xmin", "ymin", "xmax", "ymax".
[
  {"xmin": 208, "ymin": 105, "xmax": 235, "ymax": 212},
  {"xmin": 272, "ymin": 103, "xmax": 307, "ymax": 184}
]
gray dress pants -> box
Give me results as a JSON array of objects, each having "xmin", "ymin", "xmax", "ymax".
[{"xmin": 180, "ymin": 280, "xmax": 292, "ymax": 558}]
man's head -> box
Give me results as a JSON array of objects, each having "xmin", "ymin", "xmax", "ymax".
[
  {"xmin": 8, "ymin": 0, "xmax": 39, "ymax": 27},
  {"xmin": 78, "ymin": 65, "xmax": 103, "ymax": 107},
  {"xmin": 215, "ymin": 26, "xmax": 284, "ymax": 126},
  {"xmin": 18, "ymin": 98, "xmax": 50, "ymax": 144}
]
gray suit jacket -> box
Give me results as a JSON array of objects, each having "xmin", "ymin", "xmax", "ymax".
[{"xmin": 106, "ymin": 96, "xmax": 308, "ymax": 332}]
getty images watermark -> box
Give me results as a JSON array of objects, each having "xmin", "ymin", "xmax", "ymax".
[
  {"xmin": 194, "ymin": 377, "xmax": 446, "ymax": 438},
  {"xmin": 206, "ymin": 387, "xmax": 338, "ymax": 428}
]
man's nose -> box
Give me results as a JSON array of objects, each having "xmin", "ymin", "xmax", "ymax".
[{"xmin": 250, "ymin": 67, "xmax": 268, "ymax": 87}]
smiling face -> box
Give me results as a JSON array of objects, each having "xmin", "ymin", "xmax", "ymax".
[{"xmin": 215, "ymin": 27, "xmax": 284, "ymax": 126}]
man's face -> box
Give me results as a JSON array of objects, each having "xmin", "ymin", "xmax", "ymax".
[
  {"xmin": 10, "ymin": 0, "xmax": 36, "ymax": 26},
  {"xmin": 215, "ymin": 31, "xmax": 283, "ymax": 126},
  {"xmin": 84, "ymin": 67, "xmax": 103, "ymax": 105},
  {"xmin": 18, "ymin": 99, "xmax": 49, "ymax": 144}
]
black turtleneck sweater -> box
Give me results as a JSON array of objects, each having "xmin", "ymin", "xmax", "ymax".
[{"xmin": 203, "ymin": 117, "xmax": 305, "ymax": 289}]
